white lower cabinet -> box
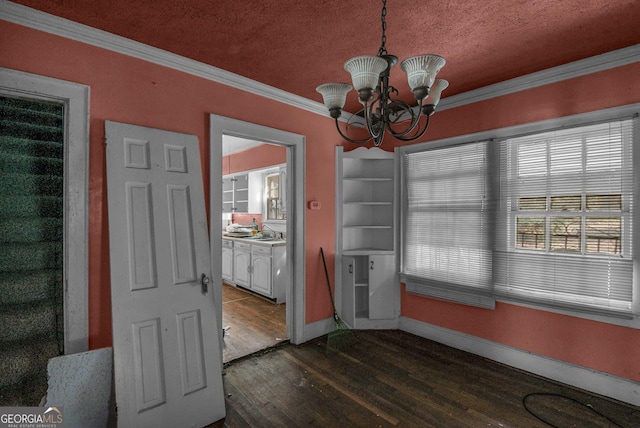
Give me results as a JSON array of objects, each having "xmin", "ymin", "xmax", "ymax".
[
  {"xmin": 341, "ymin": 254, "xmax": 395, "ymax": 328},
  {"xmin": 232, "ymin": 242, "xmax": 251, "ymax": 288},
  {"xmin": 227, "ymin": 239, "xmax": 286, "ymax": 303},
  {"xmin": 222, "ymin": 239, "xmax": 233, "ymax": 282},
  {"xmin": 250, "ymin": 245, "xmax": 272, "ymax": 296}
]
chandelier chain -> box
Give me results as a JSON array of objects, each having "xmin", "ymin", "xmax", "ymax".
[{"xmin": 378, "ymin": 0, "xmax": 388, "ymax": 56}]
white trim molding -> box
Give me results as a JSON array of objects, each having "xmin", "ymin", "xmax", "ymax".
[
  {"xmin": 439, "ymin": 44, "xmax": 640, "ymax": 111},
  {"xmin": 2, "ymin": 1, "xmax": 639, "ymax": 122},
  {"xmin": 209, "ymin": 114, "xmax": 306, "ymax": 345},
  {"xmin": 0, "ymin": 66, "xmax": 90, "ymax": 355},
  {"xmin": 400, "ymin": 317, "xmax": 640, "ymax": 407}
]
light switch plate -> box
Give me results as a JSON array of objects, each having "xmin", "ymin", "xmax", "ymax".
[{"xmin": 308, "ymin": 200, "xmax": 321, "ymax": 210}]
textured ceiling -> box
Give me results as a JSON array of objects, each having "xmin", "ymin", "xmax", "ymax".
[{"xmin": 10, "ymin": 0, "xmax": 640, "ymax": 113}]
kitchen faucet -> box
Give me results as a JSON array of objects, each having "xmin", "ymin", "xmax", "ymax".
[{"xmin": 261, "ymin": 223, "xmax": 281, "ymax": 239}]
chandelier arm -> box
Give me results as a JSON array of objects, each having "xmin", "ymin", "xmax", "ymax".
[
  {"xmin": 333, "ymin": 117, "xmax": 373, "ymax": 144},
  {"xmin": 386, "ymin": 97, "xmax": 423, "ymax": 138},
  {"xmin": 393, "ymin": 113, "xmax": 431, "ymax": 141},
  {"xmin": 363, "ymin": 99, "xmax": 385, "ymax": 142}
]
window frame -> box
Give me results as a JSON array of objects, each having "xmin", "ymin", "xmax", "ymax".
[{"xmin": 398, "ymin": 103, "xmax": 640, "ymax": 325}]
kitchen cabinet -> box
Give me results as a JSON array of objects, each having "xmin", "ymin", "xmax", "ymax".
[
  {"xmin": 221, "ymin": 239, "xmax": 233, "ymax": 282},
  {"xmin": 226, "ymin": 238, "xmax": 286, "ymax": 303},
  {"xmin": 335, "ymin": 146, "xmax": 398, "ymax": 329},
  {"xmin": 222, "ymin": 173, "xmax": 249, "ymax": 213},
  {"xmin": 250, "ymin": 245, "xmax": 272, "ymax": 296},
  {"xmin": 341, "ymin": 255, "xmax": 395, "ymax": 327},
  {"xmin": 232, "ymin": 241, "xmax": 251, "ymax": 287}
]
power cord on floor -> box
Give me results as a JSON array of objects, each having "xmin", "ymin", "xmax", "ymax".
[{"xmin": 522, "ymin": 392, "xmax": 624, "ymax": 428}]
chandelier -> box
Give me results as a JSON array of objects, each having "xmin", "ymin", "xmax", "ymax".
[{"xmin": 316, "ymin": 0, "xmax": 448, "ymax": 147}]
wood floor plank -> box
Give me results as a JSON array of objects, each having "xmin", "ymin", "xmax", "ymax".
[
  {"xmin": 210, "ymin": 330, "xmax": 640, "ymax": 427},
  {"xmin": 222, "ymin": 283, "xmax": 287, "ymax": 362}
]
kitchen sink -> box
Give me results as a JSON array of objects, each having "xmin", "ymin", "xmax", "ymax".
[{"xmin": 247, "ymin": 236, "xmax": 283, "ymax": 242}]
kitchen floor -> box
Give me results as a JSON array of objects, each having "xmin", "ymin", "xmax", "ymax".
[{"xmin": 222, "ymin": 283, "xmax": 288, "ymax": 363}]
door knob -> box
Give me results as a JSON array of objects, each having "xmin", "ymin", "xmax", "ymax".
[{"xmin": 201, "ymin": 273, "xmax": 210, "ymax": 294}]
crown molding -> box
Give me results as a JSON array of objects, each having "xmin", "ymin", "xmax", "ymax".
[
  {"xmin": 439, "ymin": 44, "xmax": 640, "ymax": 111},
  {"xmin": 2, "ymin": 1, "xmax": 639, "ymax": 121},
  {"xmin": 0, "ymin": 1, "xmax": 330, "ymax": 118}
]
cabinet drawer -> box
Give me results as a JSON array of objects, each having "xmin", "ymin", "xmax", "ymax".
[
  {"xmin": 234, "ymin": 242, "xmax": 251, "ymax": 251},
  {"xmin": 222, "ymin": 239, "xmax": 233, "ymax": 249},
  {"xmin": 251, "ymin": 245, "xmax": 272, "ymax": 256}
]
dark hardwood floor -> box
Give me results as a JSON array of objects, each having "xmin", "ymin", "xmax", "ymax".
[
  {"xmin": 222, "ymin": 283, "xmax": 288, "ymax": 362},
  {"xmin": 211, "ymin": 330, "xmax": 640, "ymax": 427}
]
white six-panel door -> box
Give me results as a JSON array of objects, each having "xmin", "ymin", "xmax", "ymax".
[{"xmin": 106, "ymin": 121, "xmax": 225, "ymax": 427}]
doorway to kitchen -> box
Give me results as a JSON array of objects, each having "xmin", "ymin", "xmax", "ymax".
[
  {"xmin": 209, "ymin": 115, "xmax": 305, "ymax": 363},
  {"xmin": 221, "ymin": 137, "xmax": 288, "ymax": 362}
]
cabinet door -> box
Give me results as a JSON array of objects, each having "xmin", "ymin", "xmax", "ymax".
[
  {"xmin": 251, "ymin": 254, "xmax": 272, "ymax": 296},
  {"xmin": 222, "ymin": 177, "xmax": 234, "ymax": 213},
  {"xmin": 233, "ymin": 251, "xmax": 250, "ymax": 287},
  {"xmin": 369, "ymin": 254, "xmax": 395, "ymax": 320},
  {"xmin": 222, "ymin": 177, "xmax": 234, "ymax": 191},
  {"xmin": 233, "ymin": 174, "xmax": 249, "ymax": 213},
  {"xmin": 221, "ymin": 247, "xmax": 233, "ymax": 281},
  {"xmin": 341, "ymin": 256, "xmax": 356, "ymax": 327}
]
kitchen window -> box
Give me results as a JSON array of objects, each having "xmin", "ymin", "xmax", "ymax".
[
  {"xmin": 402, "ymin": 117, "xmax": 636, "ymax": 318},
  {"xmin": 264, "ymin": 169, "xmax": 286, "ymax": 221}
]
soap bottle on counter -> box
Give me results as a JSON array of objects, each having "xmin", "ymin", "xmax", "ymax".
[{"xmin": 252, "ymin": 218, "xmax": 258, "ymax": 236}]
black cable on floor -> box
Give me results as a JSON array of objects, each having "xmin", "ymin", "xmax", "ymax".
[{"xmin": 522, "ymin": 392, "xmax": 624, "ymax": 428}]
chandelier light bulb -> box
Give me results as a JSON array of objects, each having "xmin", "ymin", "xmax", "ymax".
[
  {"xmin": 344, "ymin": 56, "xmax": 388, "ymax": 98},
  {"xmin": 400, "ymin": 54, "xmax": 446, "ymax": 94},
  {"xmin": 316, "ymin": 83, "xmax": 353, "ymax": 112},
  {"xmin": 428, "ymin": 79, "xmax": 449, "ymax": 107}
]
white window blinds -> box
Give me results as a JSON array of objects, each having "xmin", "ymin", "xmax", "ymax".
[
  {"xmin": 495, "ymin": 119, "xmax": 634, "ymax": 317},
  {"xmin": 401, "ymin": 117, "xmax": 636, "ymax": 317},
  {"xmin": 402, "ymin": 142, "xmax": 495, "ymax": 309}
]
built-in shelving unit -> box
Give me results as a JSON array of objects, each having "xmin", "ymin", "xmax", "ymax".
[
  {"xmin": 335, "ymin": 146, "xmax": 398, "ymax": 329},
  {"xmin": 339, "ymin": 148, "xmax": 395, "ymax": 254}
]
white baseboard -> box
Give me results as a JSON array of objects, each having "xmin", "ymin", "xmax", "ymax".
[
  {"xmin": 400, "ymin": 316, "xmax": 640, "ymax": 407},
  {"xmin": 301, "ymin": 317, "xmax": 336, "ymax": 343}
]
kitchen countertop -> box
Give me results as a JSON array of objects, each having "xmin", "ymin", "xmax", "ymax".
[{"xmin": 223, "ymin": 235, "xmax": 286, "ymax": 247}]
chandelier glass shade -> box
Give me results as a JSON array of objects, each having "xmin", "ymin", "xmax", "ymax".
[{"xmin": 316, "ymin": 0, "xmax": 448, "ymax": 147}]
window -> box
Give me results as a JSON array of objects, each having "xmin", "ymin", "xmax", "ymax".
[
  {"xmin": 264, "ymin": 169, "xmax": 286, "ymax": 220},
  {"xmin": 402, "ymin": 118, "xmax": 636, "ymax": 318},
  {"xmin": 402, "ymin": 142, "xmax": 495, "ymax": 309},
  {"xmin": 497, "ymin": 120, "xmax": 633, "ymax": 317}
]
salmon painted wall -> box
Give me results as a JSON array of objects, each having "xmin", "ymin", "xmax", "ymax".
[
  {"xmin": 0, "ymin": 20, "xmax": 340, "ymax": 349},
  {"xmin": 222, "ymin": 144, "xmax": 286, "ymax": 175},
  {"xmin": 395, "ymin": 61, "xmax": 640, "ymax": 382},
  {"xmin": 3, "ymin": 17, "xmax": 640, "ymax": 384}
]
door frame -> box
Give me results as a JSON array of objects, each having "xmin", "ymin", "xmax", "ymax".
[
  {"xmin": 0, "ymin": 67, "xmax": 89, "ymax": 354},
  {"xmin": 209, "ymin": 114, "xmax": 306, "ymax": 345}
]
